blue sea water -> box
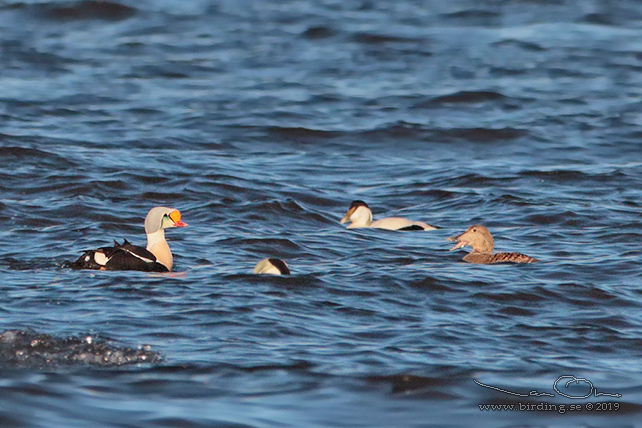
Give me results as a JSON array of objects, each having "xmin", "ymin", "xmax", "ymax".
[{"xmin": 0, "ymin": 0, "xmax": 641, "ymax": 426}]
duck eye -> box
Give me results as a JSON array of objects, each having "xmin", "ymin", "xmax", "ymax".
[{"xmin": 472, "ymin": 228, "xmax": 477, "ymax": 232}]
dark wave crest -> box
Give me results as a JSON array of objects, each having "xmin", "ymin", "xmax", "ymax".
[{"xmin": 35, "ymin": 1, "xmax": 136, "ymax": 21}]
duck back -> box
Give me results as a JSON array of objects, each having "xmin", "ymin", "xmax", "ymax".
[
  {"xmin": 68, "ymin": 240, "xmax": 169, "ymax": 272},
  {"xmin": 463, "ymin": 252, "xmax": 539, "ymax": 264}
]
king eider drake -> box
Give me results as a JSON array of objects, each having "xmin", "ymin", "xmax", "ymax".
[
  {"xmin": 68, "ymin": 207, "xmax": 187, "ymax": 272},
  {"xmin": 253, "ymin": 258, "xmax": 290, "ymax": 275},
  {"xmin": 447, "ymin": 225, "xmax": 539, "ymax": 264},
  {"xmin": 340, "ymin": 200, "xmax": 438, "ymax": 231}
]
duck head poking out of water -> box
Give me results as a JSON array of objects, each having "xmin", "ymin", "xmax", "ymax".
[{"xmin": 253, "ymin": 258, "xmax": 290, "ymax": 275}]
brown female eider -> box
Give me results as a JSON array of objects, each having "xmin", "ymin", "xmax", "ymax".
[{"xmin": 447, "ymin": 225, "xmax": 539, "ymax": 264}]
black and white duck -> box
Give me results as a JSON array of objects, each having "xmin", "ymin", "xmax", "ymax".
[
  {"xmin": 340, "ymin": 200, "xmax": 438, "ymax": 231},
  {"xmin": 68, "ymin": 207, "xmax": 187, "ymax": 272}
]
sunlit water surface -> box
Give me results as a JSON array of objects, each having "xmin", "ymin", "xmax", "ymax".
[{"xmin": 1, "ymin": 0, "xmax": 641, "ymax": 426}]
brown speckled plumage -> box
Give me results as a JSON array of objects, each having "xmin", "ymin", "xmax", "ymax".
[
  {"xmin": 448, "ymin": 225, "xmax": 539, "ymax": 264},
  {"xmin": 463, "ymin": 252, "xmax": 539, "ymax": 264}
]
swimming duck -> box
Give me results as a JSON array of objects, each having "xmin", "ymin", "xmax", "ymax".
[
  {"xmin": 253, "ymin": 258, "xmax": 290, "ymax": 275},
  {"xmin": 447, "ymin": 225, "xmax": 539, "ymax": 264},
  {"xmin": 340, "ymin": 200, "xmax": 438, "ymax": 230},
  {"xmin": 68, "ymin": 207, "xmax": 187, "ymax": 272}
]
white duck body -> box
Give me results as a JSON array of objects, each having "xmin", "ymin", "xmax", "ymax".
[{"xmin": 340, "ymin": 200, "xmax": 438, "ymax": 231}]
